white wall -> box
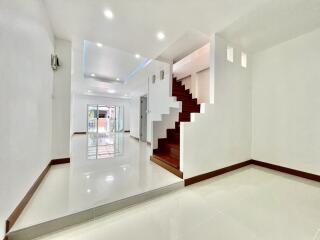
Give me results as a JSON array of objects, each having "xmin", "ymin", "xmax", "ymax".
[
  {"xmin": 252, "ymin": 28, "xmax": 320, "ymax": 175},
  {"xmin": 182, "ymin": 35, "xmax": 252, "ymax": 177},
  {"xmin": 129, "ymin": 97, "xmax": 141, "ymax": 139},
  {"xmin": 180, "ymin": 69, "xmax": 210, "ymax": 104},
  {"xmin": 174, "ymin": 43, "xmax": 210, "ymax": 103},
  {"xmin": 51, "ymin": 39, "xmax": 71, "ymax": 159},
  {"xmin": 0, "ymin": 0, "xmax": 54, "ymax": 237},
  {"xmin": 71, "ymin": 94, "xmax": 131, "ymax": 133},
  {"xmin": 129, "ymin": 59, "xmax": 179, "ymax": 144}
]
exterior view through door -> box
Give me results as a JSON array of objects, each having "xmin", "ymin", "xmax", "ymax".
[{"xmin": 87, "ymin": 105, "xmax": 124, "ymax": 133}]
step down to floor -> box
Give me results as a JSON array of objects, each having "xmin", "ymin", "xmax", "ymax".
[
  {"xmin": 7, "ymin": 182, "xmax": 184, "ymax": 240},
  {"xmin": 150, "ymin": 155, "xmax": 183, "ymax": 178}
]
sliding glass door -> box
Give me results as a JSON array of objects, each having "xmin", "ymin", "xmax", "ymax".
[
  {"xmin": 87, "ymin": 105, "xmax": 124, "ymax": 133},
  {"xmin": 87, "ymin": 105, "xmax": 98, "ymax": 133}
]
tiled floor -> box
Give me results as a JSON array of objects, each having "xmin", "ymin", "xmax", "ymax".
[
  {"xmin": 12, "ymin": 133, "xmax": 182, "ymax": 231},
  {"xmin": 33, "ymin": 166, "xmax": 320, "ymax": 240}
]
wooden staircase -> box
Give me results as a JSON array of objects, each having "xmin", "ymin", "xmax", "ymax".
[{"xmin": 150, "ymin": 78, "xmax": 200, "ymax": 178}]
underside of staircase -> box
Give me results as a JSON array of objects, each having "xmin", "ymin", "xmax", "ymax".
[{"xmin": 150, "ymin": 78, "xmax": 200, "ymax": 178}]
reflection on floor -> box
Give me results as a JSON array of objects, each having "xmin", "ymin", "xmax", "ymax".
[
  {"xmin": 87, "ymin": 133, "xmax": 123, "ymax": 159},
  {"xmin": 12, "ymin": 133, "xmax": 182, "ymax": 231},
  {"xmin": 34, "ymin": 166, "xmax": 320, "ymax": 240}
]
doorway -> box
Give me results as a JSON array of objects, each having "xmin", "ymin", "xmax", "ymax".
[
  {"xmin": 87, "ymin": 105, "xmax": 124, "ymax": 133},
  {"xmin": 140, "ymin": 96, "xmax": 148, "ymax": 142}
]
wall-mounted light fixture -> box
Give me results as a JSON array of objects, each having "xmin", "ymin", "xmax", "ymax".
[
  {"xmin": 51, "ymin": 54, "xmax": 60, "ymax": 71},
  {"xmin": 160, "ymin": 70, "xmax": 164, "ymax": 80}
]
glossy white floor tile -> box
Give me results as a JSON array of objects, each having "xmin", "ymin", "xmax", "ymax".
[
  {"xmin": 12, "ymin": 133, "xmax": 182, "ymax": 231},
  {"xmin": 33, "ymin": 166, "xmax": 320, "ymax": 240}
]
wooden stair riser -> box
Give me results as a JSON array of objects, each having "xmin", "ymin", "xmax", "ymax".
[
  {"xmin": 179, "ymin": 112, "xmax": 191, "ymax": 122},
  {"xmin": 167, "ymin": 129, "xmax": 180, "ymax": 143},
  {"xmin": 172, "ymin": 86, "xmax": 189, "ymax": 93},
  {"xmin": 182, "ymin": 105, "xmax": 200, "ymax": 112},
  {"xmin": 176, "ymin": 95, "xmax": 197, "ymax": 103},
  {"xmin": 151, "ymin": 77, "xmax": 200, "ymax": 175}
]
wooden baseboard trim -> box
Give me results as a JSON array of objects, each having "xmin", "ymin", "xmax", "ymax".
[
  {"xmin": 73, "ymin": 132, "xmax": 86, "ymax": 135},
  {"xmin": 185, "ymin": 160, "xmax": 252, "ymax": 186},
  {"xmin": 50, "ymin": 158, "xmax": 70, "ymax": 165},
  {"xmin": 150, "ymin": 156, "xmax": 183, "ymax": 178},
  {"xmin": 185, "ymin": 159, "xmax": 320, "ymax": 186},
  {"xmin": 251, "ymin": 159, "xmax": 320, "ymax": 182},
  {"xmin": 5, "ymin": 157, "xmax": 70, "ymax": 234},
  {"xmin": 130, "ymin": 135, "xmax": 139, "ymax": 141},
  {"xmin": 5, "ymin": 163, "xmax": 51, "ymax": 233}
]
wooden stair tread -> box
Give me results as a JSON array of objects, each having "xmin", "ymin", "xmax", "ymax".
[
  {"xmin": 153, "ymin": 152, "xmax": 179, "ymax": 168},
  {"xmin": 151, "ymin": 77, "xmax": 200, "ymax": 178}
]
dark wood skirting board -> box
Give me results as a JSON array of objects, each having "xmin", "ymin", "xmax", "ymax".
[
  {"xmin": 130, "ymin": 135, "xmax": 140, "ymax": 141},
  {"xmin": 251, "ymin": 159, "xmax": 320, "ymax": 182},
  {"xmin": 185, "ymin": 160, "xmax": 252, "ymax": 186},
  {"xmin": 5, "ymin": 158, "xmax": 70, "ymax": 235},
  {"xmin": 150, "ymin": 156, "xmax": 183, "ymax": 178},
  {"xmin": 185, "ymin": 159, "xmax": 320, "ymax": 186},
  {"xmin": 51, "ymin": 158, "xmax": 70, "ymax": 165},
  {"xmin": 73, "ymin": 132, "xmax": 86, "ymax": 135}
]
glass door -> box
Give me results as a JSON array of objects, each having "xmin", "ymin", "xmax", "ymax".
[
  {"xmin": 115, "ymin": 106, "xmax": 124, "ymax": 132},
  {"xmin": 97, "ymin": 105, "xmax": 108, "ymax": 133},
  {"xmin": 87, "ymin": 105, "xmax": 98, "ymax": 133},
  {"xmin": 105, "ymin": 106, "xmax": 116, "ymax": 133},
  {"xmin": 87, "ymin": 105, "xmax": 124, "ymax": 133}
]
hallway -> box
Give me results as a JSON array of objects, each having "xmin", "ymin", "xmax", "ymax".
[
  {"xmin": 31, "ymin": 166, "xmax": 320, "ymax": 240},
  {"xmin": 11, "ymin": 133, "xmax": 182, "ymax": 233},
  {"xmin": 2, "ymin": 1, "xmax": 320, "ymax": 239}
]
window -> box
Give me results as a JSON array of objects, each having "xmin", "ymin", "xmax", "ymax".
[
  {"xmin": 241, "ymin": 52, "xmax": 247, "ymax": 68},
  {"xmin": 227, "ymin": 46, "xmax": 234, "ymax": 63}
]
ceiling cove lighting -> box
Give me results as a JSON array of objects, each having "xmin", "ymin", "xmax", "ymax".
[
  {"xmin": 135, "ymin": 54, "xmax": 141, "ymax": 59},
  {"xmin": 96, "ymin": 42, "xmax": 103, "ymax": 47},
  {"xmin": 104, "ymin": 9, "xmax": 114, "ymax": 19},
  {"xmin": 157, "ymin": 31, "xmax": 165, "ymax": 40}
]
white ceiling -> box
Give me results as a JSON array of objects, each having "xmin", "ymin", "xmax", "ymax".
[
  {"xmin": 43, "ymin": 0, "xmax": 320, "ymax": 98},
  {"xmin": 219, "ymin": 0, "xmax": 320, "ymax": 52},
  {"xmin": 159, "ymin": 30, "xmax": 210, "ymax": 63},
  {"xmin": 44, "ymin": 0, "xmax": 270, "ymax": 59},
  {"xmin": 84, "ymin": 40, "xmax": 149, "ymax": 83}
]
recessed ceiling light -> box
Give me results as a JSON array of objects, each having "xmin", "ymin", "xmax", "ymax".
[
  {"xmin": 90, "ymin": 73, "xmax": 95, "ymax": 77},
  {"xmin": 108, "ymin": 89, "xmax": 116, "ymax": 94},
  {"xmin": 116, "ymin": 77, "xmax": 120, "ymax": 81},
  {"xmin": 105, "ymin": 175, "xmax": 114, "ymax": 182},
  {"xmin": 157, "ymin": 31, "xmax": 165, "ymax": 40},
  {"xmin": 87, "ymin": 90, "xmax": 92, "ymax": 93},
  {"xmin": 86, "ymin": 189, "xmax": 91, "ymax": 193},
  {"xmin": 96, "ymin": 42, "xmax": 103, "ymax": 47},
  {"xmin": 104, "ymin": 9, "xmax": 114, "ymax": 19},
  {"xmin": 135, "ymin": 54, "xmax": 141, "ymax": 59}
]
